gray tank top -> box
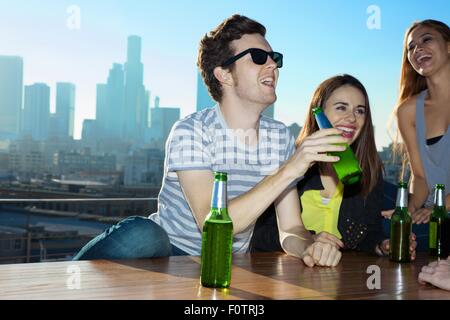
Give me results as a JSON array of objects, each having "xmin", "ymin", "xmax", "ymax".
[{"xmin": 415, "ymin": 89, "xmax": 450, "ymax": 207}]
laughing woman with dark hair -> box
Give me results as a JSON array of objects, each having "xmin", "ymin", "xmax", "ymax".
[{"xmin": 251, "ymin": 74, "xmax": 417, "ymax": 257}]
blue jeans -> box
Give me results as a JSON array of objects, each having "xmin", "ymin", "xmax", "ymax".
[{"xmin": 73, "ymin": 216, "xmax": 188, "ymax": 260}]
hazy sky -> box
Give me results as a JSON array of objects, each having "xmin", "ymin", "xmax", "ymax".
[{"xmin": 0, "ymin": 0, "xmax": 449, "ymax": 149}]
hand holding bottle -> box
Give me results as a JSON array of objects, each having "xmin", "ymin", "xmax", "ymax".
[
  {"xmin": 285, "ymin": 128, "xmax": 348, "ymax": 179},
  {"xmin": 379, "ymin": 233, "xmax": 417, "ymax": 260}
]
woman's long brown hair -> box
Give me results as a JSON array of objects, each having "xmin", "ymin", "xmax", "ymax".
[{"xmin": 297, "ymin": 74, "xmax": 383, "ymax": 197}]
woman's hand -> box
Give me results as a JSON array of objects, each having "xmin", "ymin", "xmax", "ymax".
[
  {"xmin": 379, "ymin": 233, "xmax": 417, "ymax": 260},
  {"xmin": 411, "ymin": 207, "xmax": 432, "ymax": 224},
  {"xmin": 418, "ymin": 257, "xmax": 450, "ymax": 291},
  {"xmin": 301, "ymin": 241, "xmax": 342, "ymax": 268},
  {"xmin": 312, "ymin": 231, "xmax": 344, "ymax": 249},
  {"xmin": 285, "ymin": 128, "xmax": 349, "ymax": 179}
]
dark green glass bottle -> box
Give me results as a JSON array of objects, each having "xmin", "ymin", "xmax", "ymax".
[
  {"xmin": 429, "ymin": 184, "xmax": 448, "ymax": 257},
  {"xmin": 390, "ymin": 182, "xmax": 412, "ymax": 262},
  {"xmin": 200, "ymin": 172, "xmax": 233, "ymax": 288},
  {"xmin": 312, "ymin": 107, "xmax": 362, "ymax": 185}
]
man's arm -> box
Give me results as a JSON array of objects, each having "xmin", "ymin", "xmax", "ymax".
[
  {"xmin": 177, "ymin": 165, "xmax": 297, "ymax": 234},
  {"xmin": 177, "ymin": 128, "xmax": 348, "ymax": 234}
]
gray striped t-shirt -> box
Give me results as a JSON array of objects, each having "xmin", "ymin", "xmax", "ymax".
[{"xmin": 149, "ymin": 105, "xmax": 295, "ymax": 255}]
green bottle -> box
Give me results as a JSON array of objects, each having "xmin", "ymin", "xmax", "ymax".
[
  {"xmin": 312, "ymin": 107, "xmax": 362, "ymax": 185},
  {"xmin": 200, "ymin": 172, "xmax": 233, "ymax": 288},
  {"xmin": 390, "ymin": 182, "xmax": 412, "ymax": 262},
  {"xmin": 429, "ymin": 184, "xmax": 448, "ymax": 257}
]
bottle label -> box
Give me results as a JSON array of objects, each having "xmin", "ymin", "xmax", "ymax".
[{"xmin": 429, "ymin": 221, "xmax": 437, "ymax": 249}]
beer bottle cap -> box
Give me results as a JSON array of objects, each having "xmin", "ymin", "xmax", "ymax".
[{"xmin": 214, "ymin": 172, "xmax": 227, "ymax": 182}]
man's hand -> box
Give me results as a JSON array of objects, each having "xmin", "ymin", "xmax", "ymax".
[
  {"xmin": 301, "ymin": 242, "xmax": 342, "ymax": 267},
  {"xmin": 379, "ymin": 233, "xmax": 417, "ymax": 260},
  {"xmin": 418, "ymin": 257, "xmax": 450, "ymax": 291},
  {"xmin": 411, "ymin": 207, "xmax": 432, "ymax": 224},
  {"xmin": 312, "ymin": 231, "xmax": 344, "ymax": 249},
  {"xmin": 284, "ymin": 128, "xmax": 348, "ymax": 179}
]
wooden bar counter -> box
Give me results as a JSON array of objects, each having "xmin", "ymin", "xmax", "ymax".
[{"xmin": 1, "ymin": 252, "xmax": 449, "ymax": 300}]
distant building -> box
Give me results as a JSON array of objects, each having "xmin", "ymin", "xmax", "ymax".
[
  {"xmin": 288, "ymin": 123, "xmax": 302, "ymax": 139},
  {"xmin": 81, "ymin": 119, "xmax": 99, "ymax": 151},
  {"xmin": 95, "ymin": 83, "xmax": 108, "ymax": 139},
  {"xmin": 378, "ymin": 143, "xmax": 409, "ymax": 184},
  {"xmin": 0, "ymin": 56, "xmax": 23, "ymax": 140},
  {"xmin": 21, "ymin": 83, "xmax": 50, "ymax": 141},
  {"xmin": 53, "ymin": 149, "xmax": 116, "ymax": 176},
  {"xmin": 123, "ymin": 35, "xmax": 148, "ymax": 142},
  {"xmin": 147, "ymin": 97, "xmax": 180, "ymax": 150},
  {"xmin": 98, "ymin": 64, "xmax": 125, "ymax": 140},
  {"xmin": 9, "ymin": 138, "xmax": 47, "ymax": 177},
  {"xmin": 124, "ymin": 148, "xmax": 164, "ymax": 186},
  {"xmin": 196, "ymin": 70, "xmax": 215, "ymax": 111},
  {"xmin": 55, "ymin": 82, "xmax": 76, "ymax": 139},
  {"xmin": 262, "ymin": 104, "xmax": 274, "ymax": 119}
]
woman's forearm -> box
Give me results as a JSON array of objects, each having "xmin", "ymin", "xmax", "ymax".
[
  {"xmin": 409, "ymin": 176, "xmax": 429, "ymax": 211},
  {"xmin": 279, "ymin": 227, "xmax": 314, "ymax": 258}
]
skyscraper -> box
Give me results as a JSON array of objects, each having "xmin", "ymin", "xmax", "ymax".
[
  {"xmin": 123, "ymin": 35, "xmax": 146, "ymax": 141},
  {"xmin": 55, "ymin": 82, "xmax": 76, "ymax": 139},
  {"xmin": 95, "ymin": 83, "xmax": 108, "ymax": 138},
  {"xmin": 262, "ymin": 104, "xmax": 274, "ymax": 119},
  {"xmin": 196, "ymin": 70, "xmax": 215, "ymax": 111},
  {"xmin": 148, "ymin": 97, "xmax": 180, "ymax": 150},
  {"xmin": 22, "ymin": 83, "xmax": 50, "ymax": 141},
  {"xmin": 0, "ymin": 56, "xmax": 23, "ymax": 139},
  {"xmin": 81, "ymin": 119, "xmax": 99, "ymax": 151},
  {"xmin": 106, "ymin": 63, "xmax": 125, "ymax": 139}
]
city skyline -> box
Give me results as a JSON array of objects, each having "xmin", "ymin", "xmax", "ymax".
[{"xmin": 0, "ymin": 0, "xmax": 449, "ymax": 149}]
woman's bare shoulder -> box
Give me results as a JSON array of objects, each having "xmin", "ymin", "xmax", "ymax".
[{"xmin": 396, "ymin": 95, "xmax": 417, "ymax": 121}]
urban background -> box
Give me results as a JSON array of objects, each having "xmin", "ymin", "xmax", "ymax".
[{"xmin": 2, "ymin": 0, "xmax": 446, "ymax": 264}]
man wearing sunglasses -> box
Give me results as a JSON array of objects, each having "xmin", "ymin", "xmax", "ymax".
[
  {"xmin": 159, "ymin": 14, "xmax": 348, "ymax": 268},
  {"xmin": 74, "ymin": 14, "xmax": 347, "ymax": 268}
]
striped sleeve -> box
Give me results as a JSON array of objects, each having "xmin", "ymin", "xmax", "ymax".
[
  {"xmin": 166, "ymin": 117, "xmax": 212, "ymax": 177},
  {"xmin": 285, "ymin": 128, "xmax": 296, "ymax": 161}
]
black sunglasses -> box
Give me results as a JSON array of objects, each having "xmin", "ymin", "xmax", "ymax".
[{"xmin": 221, "ymin": 48, "xmax": 283, "ymax": 68}]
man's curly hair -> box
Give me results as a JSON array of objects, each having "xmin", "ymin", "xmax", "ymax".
[{"xmin": 197, "ymin": 14, "xmax": 266, "ymax": 102}]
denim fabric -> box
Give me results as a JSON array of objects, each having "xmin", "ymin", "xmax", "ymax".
[{"xmin": 73, "ymin": 216, "xmax": 188, "ymax": 260}]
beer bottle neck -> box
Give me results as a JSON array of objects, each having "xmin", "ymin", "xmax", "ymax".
[
  {"xmin": 314, "ymin": 110, "xmax": 333, "ymax": 130},
  {"xmin": 396, "ymin": 187, "xmax": 408, "ymax": 208},
  {"xmin": 211, "ymin": 180, "xmax": 227, "ymax": 210},
  {"xmin": 434, "ymin": 188, "xmax": 445, "ymax": 208}
]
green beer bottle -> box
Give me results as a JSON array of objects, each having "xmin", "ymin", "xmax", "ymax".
[
  {"xmin": 390, "ymin": 182, "xmax": 412, "ymax": 262},
  {"xmin": 312, "ymin": 107, "xmax": 362, "ymax": 185},
  {"xmin": 200, "ymin": 172, "xmax": 233, "ymax": 288},
  {"xmin": 429, "ymin": 184, "xmax": 448, "ymax": 257}
]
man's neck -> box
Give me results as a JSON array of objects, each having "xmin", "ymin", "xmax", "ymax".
[
  {"xmin": 219, "ymin": 96, "xmax": 266, "ymax": 131},
  {"xmin": 218, "ymin": 96, "xmax": 268, "ymax": 147}
]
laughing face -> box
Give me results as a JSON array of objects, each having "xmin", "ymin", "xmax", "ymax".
[
  {"xmin": 323, "ymin": 85, "xmax": 367, "ymax": 145},
  {"xmin": 407, "ymin": 25, "xmax": 450, "ymax": 77},
  {"xmin": 228, "ymin": 33, "xmax": 279, "ymax": 109}
]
